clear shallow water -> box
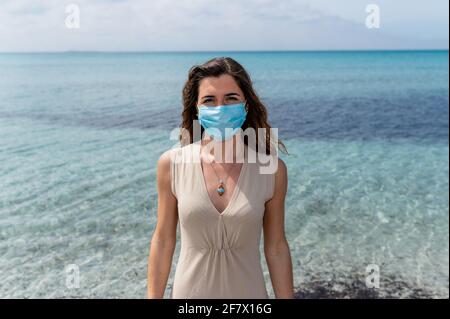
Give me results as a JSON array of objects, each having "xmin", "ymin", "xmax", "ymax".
[{"xmin": 0, "ymin": 51, "xmax": 448, "ymax": 298}]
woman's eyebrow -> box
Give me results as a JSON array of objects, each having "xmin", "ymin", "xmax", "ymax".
[{"xmin": 201, "ymin": 93, "xmax": 240, "ymax": 99}]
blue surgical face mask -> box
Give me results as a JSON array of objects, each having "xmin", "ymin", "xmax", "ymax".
[{"xmin": 197, "ymin": 102, "xmax": 247, "ymax": 141}]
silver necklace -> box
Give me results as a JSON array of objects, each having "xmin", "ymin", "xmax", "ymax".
[{"xmin": 206, "ymin": 158, "xmax": 240, "ymax": 197}]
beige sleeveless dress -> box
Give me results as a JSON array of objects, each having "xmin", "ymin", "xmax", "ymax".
[{"xmin": 168, "ymin": 142, "xmax": 276, "ymax": 299}]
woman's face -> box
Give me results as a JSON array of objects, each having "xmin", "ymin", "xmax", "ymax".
[{"xmin": 197, "ymin": 74, "xmax": 246, "ymax": 109}]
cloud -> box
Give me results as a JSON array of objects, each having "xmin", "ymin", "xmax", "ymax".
[
  {"xmin": 0, "ymin": 0, "xmax": 447, "ymax": 51},
  {"xmin": 10, "ymin": 4, "xmax": 49, "ymax": 16}
]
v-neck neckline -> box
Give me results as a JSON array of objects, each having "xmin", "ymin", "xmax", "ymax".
[{"xmin": 196, "ymin": 143, "xmax": 247, "ymax": 217}]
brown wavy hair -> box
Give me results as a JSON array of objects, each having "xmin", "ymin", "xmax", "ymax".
[{"xmin": 179, "ymin": 56, "xmax": 288, "ymax": 155}]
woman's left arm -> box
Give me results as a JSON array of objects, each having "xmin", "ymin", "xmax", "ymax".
[{"xmin": 263, "ymin": 158, "xmax": 295, "ymax": 299}]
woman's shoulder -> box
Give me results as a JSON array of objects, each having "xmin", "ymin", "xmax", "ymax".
[
  {"xmin": 159, "ymin": 143, "xmax": 199, "ymax": 166},
  {"xmin": 250, "ymin": 150, "xmax": 284, "ymax": 175},
  {"xmin": 275, "ymin": 157, "xmax": 287, "ymax": 175}
]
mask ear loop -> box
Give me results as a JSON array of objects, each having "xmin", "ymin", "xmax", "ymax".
[{"xmin": 244, "ymin": 100, "xmax": 249, "ymax": 113}]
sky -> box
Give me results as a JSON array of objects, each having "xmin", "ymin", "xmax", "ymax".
[{"xmin": 0, "ymin": 0, "xmax": 448, "ymax": 52}]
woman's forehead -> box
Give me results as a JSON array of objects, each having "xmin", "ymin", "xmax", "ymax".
[{"xmin": 198, "ymin": 74, "xmax": 241, "ymax": 93}]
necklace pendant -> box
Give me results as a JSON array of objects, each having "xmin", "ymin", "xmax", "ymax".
[{"xmin": 217, "ymin": 182, "xmax": 225, "ymax": 196}]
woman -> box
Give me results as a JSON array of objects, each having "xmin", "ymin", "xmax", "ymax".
[{"xmin": 147, "ymin": 57, "xmax": 294, "ymax": 299}]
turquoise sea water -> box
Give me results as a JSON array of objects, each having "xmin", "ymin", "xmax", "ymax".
[{"xmin": 0, "ymin": 51, "xmax": 448, "ymax": 298}]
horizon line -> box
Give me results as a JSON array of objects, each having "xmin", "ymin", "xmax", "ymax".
[{"xmin": 0, "ymin": 48, "xmax": 448, "ymax": 54}]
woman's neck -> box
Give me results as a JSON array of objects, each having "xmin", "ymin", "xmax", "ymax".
[{"xmin": 200, "ymin": 134, "xmax": 246, "ymax": 164}]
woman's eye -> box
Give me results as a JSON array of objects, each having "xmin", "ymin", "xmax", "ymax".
[
  {"xmin": 224, "ymin": 97, "xmax": 238, "ymax": 103},
  {"xmin": 202, "ymin": 97, "xmax": 238, "ymax": 105}
]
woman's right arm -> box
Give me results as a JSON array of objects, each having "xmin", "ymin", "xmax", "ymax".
[{"xmin": 147, "ymin": 150, "xmax": 178, "ymax": 299}]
